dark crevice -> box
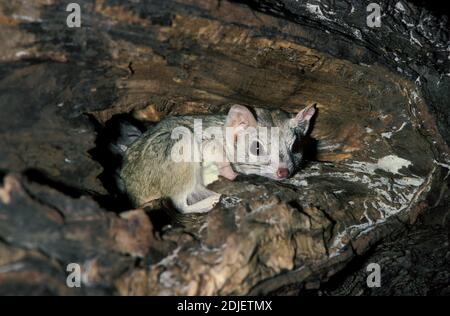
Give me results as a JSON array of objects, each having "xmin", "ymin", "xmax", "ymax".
[
  {"xmin": 23, "ymin": 169, "xmax": 84, "ymax": 199},
  {"xmin": 0, "ymin": 0, "xmax": 448, "ymax": 296},
  {"xmin": 299, "ymin": 242, "xmax": 381, "ymax": 296},
  {"xmin": 22, "ymin": 168, "xmax": 123, "ymax": 214},
  {"xmin": 146, "ymin": 205, "xmax": 177, "ymax": 234},
  {"xmin": 0, "ymin": 170, "xmax": 6, "ymax": 186},
  {"xmin": 406, "ymin": 0, "xmax": 450, "ymax": 17},
  {"xmin": 288, "ymin": 200, "xmax": 312, "ymax": 220},
  {"xmin": 20, "ymin": 180, "xmax": 67, "ymax": 224},
  {"xmin": 87, "ymin": 113, "xmax": 150, "ymax": 212}
]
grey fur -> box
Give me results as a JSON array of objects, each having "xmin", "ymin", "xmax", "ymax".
[
  {"xmin": 117, "ymin": 105, "xmax": 315, "ymax": 213},
  {"xmin": 110, "ymin": 121, "xmax": 142, "ymax": 156}
]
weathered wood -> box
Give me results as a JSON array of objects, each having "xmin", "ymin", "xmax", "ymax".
[{"xmin": 0, "ymin": 0, "xmax": 449, "ymax": 295}]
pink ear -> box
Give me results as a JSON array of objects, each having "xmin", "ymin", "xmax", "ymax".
[
  {"xmin": 294, "ymin": 104, "xmax": 316, "ymax": 123},
  {"xmin": 225, "ymin": 104, "xmax": 257, "ymax": 129},
  {"xmin": 290, "ymin": 104, "xmax": 316, "ymax": 135}
]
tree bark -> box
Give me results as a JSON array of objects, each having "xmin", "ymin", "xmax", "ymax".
[{"xmin": 0, "ymin": 0, "xmax": 448, "ymax": 295}]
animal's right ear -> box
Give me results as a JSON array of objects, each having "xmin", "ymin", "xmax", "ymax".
[
  {"xmin": 225, "ymin": 105, "xmax": 257, "ymax": 136},
  {"xmin": 289, "ymin": 104, "xmax": 316, "ymax": 136}
]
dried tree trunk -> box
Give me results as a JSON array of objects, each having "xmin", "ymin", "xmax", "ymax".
[{"xmin": 0, "ymin": 0, "xmax": 449, "ymax": 295}]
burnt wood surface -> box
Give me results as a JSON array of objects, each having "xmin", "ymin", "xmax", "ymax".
[{"xmin": 0, "ymin": 0, "xmax": 449, "ymax": 295}]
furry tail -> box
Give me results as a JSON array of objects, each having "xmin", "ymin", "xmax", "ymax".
[
  {"xmin": 109, "ymin": 120, "xmax": 142, "ymax": 157},
  {"xmin": 108, "ymin": 119, "xmax": 143, "ymax": 194}
]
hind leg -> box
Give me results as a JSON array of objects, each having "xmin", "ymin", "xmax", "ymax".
[{"xmin": 170, "ymin": 139, "xmax": 222, "ymax": 213}]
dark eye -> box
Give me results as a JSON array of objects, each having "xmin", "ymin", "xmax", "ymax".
[{"xmin": 250, "ymin": 141, "xmax": 264, "ymax": 156}]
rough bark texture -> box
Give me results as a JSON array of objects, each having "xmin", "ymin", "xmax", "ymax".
[{"xmin": 0, "ymin": 0, "xmax": 449, "ymax": 295}]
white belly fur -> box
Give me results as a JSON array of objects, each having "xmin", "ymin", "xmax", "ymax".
[{"xmin": 202, "ymin": 161, "xmax": 220, "ymax": 186}]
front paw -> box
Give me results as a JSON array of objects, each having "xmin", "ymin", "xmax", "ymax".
[{"xmin": 219, "ymin": 166, "xmax": 238, "ymax": 181}]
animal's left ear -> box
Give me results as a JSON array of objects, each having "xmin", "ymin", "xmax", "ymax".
[
  {"xmin": 289, "ymin": 104, "xmax": 316, "ymax": 136},
  {"xmin": 225, "ymin": 104, "xmax": 257, "ymax": 139}
]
